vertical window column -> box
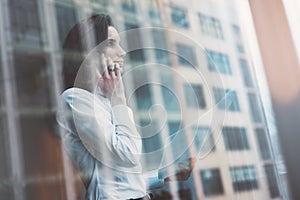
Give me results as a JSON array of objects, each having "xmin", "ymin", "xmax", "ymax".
[{"xmin": 247, "ymin": 93, "xmax": 263, "ymax": 123}]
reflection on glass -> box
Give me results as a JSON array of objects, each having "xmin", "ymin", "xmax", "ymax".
[
  {"xmin": 55, "ymin": 4, "xmax": 77, "ymax": 46},
  {"xmin": 255, "ymin": 128, "xmax": 272, "ymax": 160},
  {"xmin": 232, "ymin": 25, "xmax": 245, "ymax": 53},
  {"xmin": 213, "ymin": 88, "xmax": 240, "ymax": 111},
  {"xmin": 248, "ymin": 93, "xmax": 263, "ymax": 123},
  {"xmin": 206, "ymin": 49, "xmax": 232, "ymax": 74},
  {"xmin": 9, "ymin": 0, "xmax": 42, "ymax": 45},
  {"xmin": 140, "ymin": 119, "xmax": 162, "ymax": 170},
  {"xmin": 239, "ymin": 58, "xmax": 254, "ymax": 87},
  {"xmin": 192, "ymin": 126, "xmax": 215, "ymax": 152},
  {"xmin": 121, "ymin": 0, "xmax": 136, "ymax": 13},
  {"xmin": 176, "ymin": 43, "xmax": 197, "ymax": 67},
  {"xmin": 152, "ymin": 29, "xmax": 170, "ymax": 65},
  {"xmin": 0, "ymin": 0, "xmax": 287, "ymax": 199},
  {"xmin": 125, "ymin": 23, "xmax": 145, "ymax": 64},
  {"xmin": 167, "ymin": 121, "xmax": 190, "ymax": 160},
  {"xmin": 184, "ymin": 84, "xmax": 206, "ymax": 109},
  {"xmin": 264, "ymin": 164, "xmax": 281, "ymax": 198}
]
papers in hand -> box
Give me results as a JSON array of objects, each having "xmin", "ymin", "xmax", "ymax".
[{"xmin": 158, "ymin": 90, "xmax": 234, "ymax": 180}]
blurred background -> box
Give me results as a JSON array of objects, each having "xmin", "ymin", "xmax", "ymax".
[{"xmin": 1, "ymin": 0, "xmax": 299, "ymax": 199}]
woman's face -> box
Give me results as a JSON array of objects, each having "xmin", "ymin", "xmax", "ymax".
[{"xmin": 103, "ymin": 26, "xmax": 126, "ymax": 72}]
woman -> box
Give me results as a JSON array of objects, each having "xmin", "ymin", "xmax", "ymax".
[{"xmin": 57, "ymin": 14, "xmax": 194, "ymax": 200}]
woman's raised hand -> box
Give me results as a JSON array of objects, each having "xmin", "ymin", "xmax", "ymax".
[{"xmin": 99, "ymin": 54, "xmax": 126, "ymax": 105}]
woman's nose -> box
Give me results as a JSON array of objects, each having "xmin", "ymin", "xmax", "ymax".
[{"xmin": 118, "ymin": 46, "xmax": 126, "ymax": 57}]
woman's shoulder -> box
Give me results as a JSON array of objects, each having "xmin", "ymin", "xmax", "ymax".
[
  {"xmin": 62, "ymin": 87, "xmax": 93, "ymax": 98},
  {"xmin": 61, "ymin": 87, "xmax": 97, "ymax": 107},
  {"xmin": 63, "ymin": 87, "xmax": 96, "ymax": 99}
]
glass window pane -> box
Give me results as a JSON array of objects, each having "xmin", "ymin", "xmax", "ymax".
[
  {"xmin": 152, "ymin": 29, "xmax": 170, "ymax": 65},
  {"xmin": 13, "ymin": 53, "xmax": 51, "ymax": 109},
  {"xmin": 255, "ymin": 128, "xmax": 272, "ymax": 160},
  {"xmin": 264, "ymin": 164, "xmax": 281, "ymax": 198},
  {"xmin": 55, "ymin": 4, "xmax": 77, "ymax": 46},
  {"xmin": 1, "ymin": 0, "xmax": 287, "ymax": 199},
  {"xmin": 193, "ymin": 126, "xmax": 215, "ymax": 152},
  {"xmin": 0, "ymin": 115, "xmax": 14, "ymax": 199},
  {"xmin": 248, "ymin": 93, "xmax": 263, "ymax": 123},
  {"xmin": 176, "ymin": 43, "xmax": 197, "ymax": 67},
  {"xmin": 160, "ymin": 74, "xmax": 180, "ymax": 112},
  {"xmin": 222, "ymin": 127, "xmax": 250, "ymax": 150},
  {"xmin": 239, "ymin": 59, "xmax": 254, "ymax": 87},
  {"xmin": 200, "ymin": 168, "xmax": 224, "ymax": 196},
  {"xmin": 121, "ymin": 0, "xmax": 136, "ymax": 13},
  {"xmin": 199, "ymin": 13, "xmax": 224, "ymax": 39},
  {"xmin": 206, "ymin": 50, "xmax": 232, "ymax": 74},
  {"xmin": 9, "ymin": 0, "xmax": 42, "ymax": 45},
  {"xmin": 140, "ymin": 119, "xmax": 162, "ymax": 170},
  {"xmin": 213, "ymin": 88, "xmax": 240, "ymax": 111},
  {"xmin": 125, "ymin": 23, "xmax": 145, "ymax": 64},
  {"xmin": 184, "ymin": 84, "xmax": 206, "ymax": 109},
  {"xmin": 230, "ymin": 166, "xmax": 259, "ymax": 192},
  {"xmin": 171, "ymin": 7, "xmax": 189, "ymax": 28},
  {"xmin": 167, "ymin": 121, "xmax": 190, "ymax": 161}
]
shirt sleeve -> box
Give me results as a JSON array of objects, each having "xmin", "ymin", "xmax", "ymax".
[
  {"xmin": 144, "ymin": 171, "xmax": 164, "ymax": 190},
  {"xmin": 61, "ymin": 89, "xmax": 142, "ymax": 169}
]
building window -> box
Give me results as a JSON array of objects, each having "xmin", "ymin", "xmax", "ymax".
[
  {"xmin": 200, "ymin": 168, "xmax": 224, "ymax": 196},
  {"xmin": 232, "ymin": 25, "xmax": 245, "ymax": 53},
  {"xmin": 125, "ymin": 23, "xmax": 145, "ymax": 63},
  {"xmin": 168, "ymin": 121, "xmax": 182, "ymax": 138},
  {"xmin": 222, "ymin": 127, "xmax": 250, "ymax": 151},
  {"xmin": 255, "ymin": 128, "xmax": 272, "ymax": 160},
  {"xmin": 152, "ymin": 29, "xmax": 170, "ymax": 65},
  {"xmin": 206, "ymin": 50, "xmax": 232, "ymax": 75},
  {"xmin": 213, "ymin": 88, "xmax": 240, "ymax": 111},
  {"xmin": 121, "ymin": 0, "xmax": 136, "ymax": 13},
  {"xmin": 9, "ymin": 0, "xmax": 42, "ymax": 45},
  {"xmin": 148, "ymin": 0, "xmax": 161, "ymax": 22},
  {"xmin": 134, "ymin": 84, "xmax": 152, "ymax": 111},
  {"xmin": 55, "ymin": 4, "xmax": 77, "ymax": 46},
  {"xmin": 176, "ymin": 43, "xmax": 197, "ymax": 67},
  {"xmin": 230, "ymin": 166, "xmax": 259, "ymax": 192},
  {"xmin": 132, "ymin": 70, "xmax": 152, "ymax": 111},
  {"xmin": 184, "ymin": 84, "xmax": 206, "ymax": 109},
  {"xmin": 140, "ymin": 119, "xmax": 162, "ymax": 170},
  {"xmin": 160, "ymin": 74, "xmax": 180, "ymax": 112},
  {"xmin": 13, "ymin": 53, "xmax": 51, "ymax": 109},
  {"xmin": 192, "ymin": 126, "xmax": 215, "ymax": 152},
  {"xmin": 264, "ymin": 164, "xmax": 281, "ymax": 198},
  {"xmin": 90, "ymin": 0, "xmax": 108, "ymax": 6},
  {"xmin": 149, "ymin": 9, "xmax": 161, "ymax": 22},
  {"xmin": 168, "ymin": 121, "xmax": 190, "ymax": 160},
  {"xmin": 171, "ymin": 7, "xmax": 189, "ymax": 28},
  {"xmin": 0, "ymin": 115, "xmax": 13, "ymax": 199},
  {"xmin": 239, "ymin": 59, "xmax": 254, "ymax": 87},
  {"xmin": 247, "ymin": 93, "xmax": 263, "ymax": 123},
  {"xmin": 199, "ymin": 13, "xmax": 223, "ymax": 39}
]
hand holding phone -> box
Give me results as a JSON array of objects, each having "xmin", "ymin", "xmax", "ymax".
[{"xmin": 99, "ymin": 54, "xmax": 126, "ymax": 105}]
